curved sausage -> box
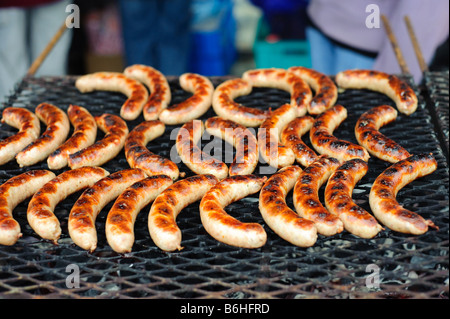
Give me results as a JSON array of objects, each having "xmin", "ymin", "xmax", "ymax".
[
  {"xmin": 158, "ymin": 73, "xmax": 214, "ymax": 125},
  {"xmin": 68, "ymin": 113, "xmax": 128, "ymax": 169},
  {"xmin": 293, "ymin": 155, "xmax": 344, "ymax": 236},
  {"xmin": 0, "ymin": 170, "xmax": 56, "ymax": 246},
  {"xmin": 310, "ymin": 105, "xmax": 370, "ymax": 162},
  {"xmin": 258, "ymin": 103, "xmax": 296, "ymax": 168},
  {"xmin": 123, "ymin": 64, "xmax": 171, "ymax": 121},
  {"xmin": 355, "ymin": 105, "xmax": 410, "ymax": 163},
  {"xmin": 335, "ymin": 69, "xmax": 418, "ymax": 115},
  {"xmin": 211, "ymin": 78, "xmax": 269, "ymax": 127},
  {"xmin": 26, "ymin": 166, "xmax": 109, "ymax": 243},
  {"xmin": 16, "ymin": 103, "xmax": 70, "ymax": 167},
  {"xmin": 148, "ymin": 174, "xmax": 219, "ymax": 251},
  {"xmin": 176, "ymin": 120, "xmax": 228, "ymax": 180},
  {"xmin": 369, "ymin": 153, "xmax": 438, "ymax": 235},
  {"xmin": 105, "ymin": 175, "xmax": 173, "ymax": 253},
  {"xmin": 75, "ymin": 72, "xmax": 149, "ymax": 120},
  {"xmin": 68, "ymin": 168, "xmax": 147, "ymax": 252},
  {"xmin": 47, "ymin": 105, "xmax": 97, "ymax": 170},
  {"xmin": 281, "ymin": 116, "xmax": 318, "ymax": 167},
  {"xmin": 0, "ymin": 107, "xmax": 40, "ymax": 166},
  {"xmin": 242, "ymin": 68, "xmax": 312, "ymax": 117},
  {"xmin": 200, "ymin": 175, "xmax": 267, "ymax": 248},
  {"xmin": 288, "ymin": 66, "xmax": 338, "ymax": 115},
  {"xmin": 259, "ymin": 166, "xmax": 317, "ymax": 247},
  {"xmin": 204, "ymin": 116, "xmax": 258, "ymax": 176},
  {"xmin": 125, "ymin": 120, "xmax": 180, "ymax": 180},
  {"xmin": 325, "ymin": 159, "xmax": 383, "ymax": 238}
]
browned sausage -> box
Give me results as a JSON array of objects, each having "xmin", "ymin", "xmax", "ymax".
[
  {"xmin": 176, "ymin": 120, "xmax": 228, "ymax": 180},
  {"xmin": 211, "ymin": 78, "xmax": 270, "ymax": 127},
  {"xmin": 242, "ymin": 68, "xmax": 312, "ymax": 117},
  {"xmin": 325, "ymin": 159, "xmax": 383, "ymax": 238},
  {"xmin": 123, "ymin": 64, "xmax": 171, "ymax": 121},
  {"xmin": 148, "ymin": 174, "xmax": 219, "ymax": 251},
  {"xmin": 158, "ymin": 73, "xmax": 214, "ymax": 125},
  {"xmin": 293, "ymin": 155, "xmax": 344, "ymax": 236},
  {"xmin": 0, "ymin": 107, "xmax": 40, "ymax": 166},
  {"xmin": 68, "ymin": 113, "xmax": 128, "ymax": 169},
  {"xmin": 16, "ymin": 103, "xmax": 70, "ymax": 167},
  {"xmin": 335, "ymin": 69, "xmax": 418, "ymax": 115},
  {"xmin": 199, "ymin": 175, "xmax": 267, "ymax": 248},
  {"xmin": 124, "ymin": 120, "xmax": 180, "ymax": 180},
  {"xmin": 259, "ymin": 166, "xmax": 317, "ymax": 247},
  {"xmin": 68, "ymin": 168, "xmax": 147, "ymax": 252},
  {"xmin": 310, "ymin": 105, "xmax": 370, "ymax": 162},
  {"xmin": 204, "ymin": 116, "xmax": 258, "ymax": 176},
  {"xmin": 105, "ymin": 175, "xmax": 173, "ymax": 253},
  {"xmin": 281, "ymin": 116, "xmax": 318, "ymax": 167},
  {"xmin": 47, "ymin": 105, "xmax": 97, "ymax": 169},
  {"xmin": 288, "ymin": 66, "xmax": 338, "ymax": 115},
  {"xmin": 369, "ymin": 153, "xmax": 438, "ymax": 234},
  {"xmin": 0, "ymin": 170, "xmax": 56, "ymax": 246},
  {"xmin": 355, "ymin": 105, "xmax": 410, "ymax": 163},
  {"xmin": 75, "ymin": 72, "xmax": 149, "ymax": 120}
]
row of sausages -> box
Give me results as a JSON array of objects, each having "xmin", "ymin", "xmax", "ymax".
[{"xmin": 0, "ymin": 65, "xmax": 438, "ymax": 253}]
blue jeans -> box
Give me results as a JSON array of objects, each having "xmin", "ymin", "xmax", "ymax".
[
  {"xmin": 306, "ymin": 26, "xmax": 375, "ymax": 75},
  {"xmin": 118, "ymin": 0, "xmax": 191, "ymax": 76}
]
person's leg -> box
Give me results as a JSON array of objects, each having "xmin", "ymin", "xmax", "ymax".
[
  {"xmin": 118, "ymin": 0, "xmax": 158, "ymax": 67},
  {"xmin": 29, "ymin": 0, "xmax": 73, "ymax": 76},
  {"xmin": 305, "ymin": 26, "xmax": 336, "ymax": 75},
  {"xmin": 157, "ymin": 0, "xmax": 191, "ymax": 75},
  {"xmin": 0, "ymin": 8, "xmax": 28, "ymax": 100},
  {"xmin": 333, "ymin": 45, "xmax": 375, "ymax": 75}
]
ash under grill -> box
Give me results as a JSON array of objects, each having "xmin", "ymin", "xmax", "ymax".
[{"xmin": 0, "ymin": 75, "xmax": 448, "ymax": 299}]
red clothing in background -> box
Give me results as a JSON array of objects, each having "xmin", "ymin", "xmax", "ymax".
[{"xmin": 0, "ymin": 0, "xmax": 58, "ymax": 8}]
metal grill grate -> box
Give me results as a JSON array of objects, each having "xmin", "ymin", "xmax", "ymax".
[{"xmin": 0, "ymin": 75, "xmax": 448, "ymax": 299}]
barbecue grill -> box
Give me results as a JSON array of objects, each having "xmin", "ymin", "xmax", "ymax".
[{"xmin": 0, "ymin": 74, "xmax": 448, "ymax": 299}]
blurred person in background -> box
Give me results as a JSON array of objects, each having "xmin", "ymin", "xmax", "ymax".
[
  {"xmin": 0, "ymin": 0, "xmax": 72, "ymax": 100},
  {"xmin": 306, "ymin": 0, "xmax": 449, "ymax": 83},
  {"xmin": 118, "ymin": 0, "xmax": 192, "ymax": 76}
]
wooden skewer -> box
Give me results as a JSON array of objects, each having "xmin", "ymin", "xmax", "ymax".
[
  {"xmin": 404, "ymin": 15, "xmax": 429, "ymax": 73},
  {"xmin": 381, "ymin": 14, "xmax": 410, "ymax": 74},
  {"xmin": 26, "ymin": 18, "xmax": 69, "ymax": 77}
]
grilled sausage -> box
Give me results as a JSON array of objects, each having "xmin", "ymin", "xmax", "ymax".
[
  {"xmin": 281, "ymin": 116, "xmax": 318, "ymax": 167},
  {"xmin": 75, "ymin": 72, "xmax": 149, "ymax": 121},
  {"xmin": 369, "ymin": 153, "xmax": 438, "ymax": 235},
  {"xmin": 68, "ymin": 113, "xmax": 128, "ymax": 169},
  {"xmin": 325, "ymin": 159, "xmax": 383, "ymax": 238},
  {"xmin": 200, "ymin": 175, "xmax": 267, "ymax": 248},
  {"xmin": 0, "ymin": 170, "xmax": 56, "ymax": 246},
  {"xmin": 123, "ymin": 64, "xmax": 171, "ymax": 121},
  {"xmin": 148, "ymin": 174, "xmax": 219, "ymax": 251},
  {"xmin": 68, "ymin": 168, "xmax": 147, "ymax": 252},
  {"xmin": 242, "ymin": 68, "xmax": 312, "ymax": 117},
  {"xmin": 125, "ymin": 120, "xmax": 180, "ymax": 180},
  {"xmin": 0, "ymin": 107, "xmax": 40, "ymax": 166},
  {"xmin": 335, "ymin": 69, "xmax": 418, "ymax": 115},
  {"xmin": 310, "ymin": 105, "xmax": 370, "ymax": 162},
  {"xmin": 105, "ymin": 175, "xmax": 173, "ymax": 253},
  {"xmin": 158, "ymin": 73, "xmax": 214, "ymax": 125},
  {"xmin": 258, "ymin": 103, "xmax": 296, "ymax": 168},
  {"xmin": 211, "ymin": 78, "xmax": 269, "ymax": 127},
  {"xmin": 259, "ymin": 166, "xmax": 317, "ymax": 247},
  {"xmin": 293, "ymin": 155, "xmax": 344, "ymax": 236},
  {"xmin": 288, "ymin": 66, "xmax": 338, "ymax": 115},
  {"xmin": 355, "ymin": 105, "xmax": 410, "ymax": 163},
  {"xmin": 27, "ymin": 166, "xmax": 109, "ymax": 242},
  {"xmin": 176, "ymin": 120, "xmax": 228, "ymax": 180},
  {"xmin": 205, "ymin": 116, "xmax": 258, "ymax": 176},
  {"xmin": 47, "ymin": 105, "xmax": 97, "ymax": 170},
  {"xmin": 16, "ymin": 103, "xmax": 70, "ymax": 167}
]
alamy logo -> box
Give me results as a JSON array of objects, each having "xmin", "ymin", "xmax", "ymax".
[
  {"xmin": 365, "ymin": 264, "xmax": 380, "ymax": 289},
  {"xmin": 365, "ymin": 4, "xmax": 380, "ymax": 29},
  {"xmin": 66, "ymin": 4, "xmax": 80, "ymax": 28}
]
